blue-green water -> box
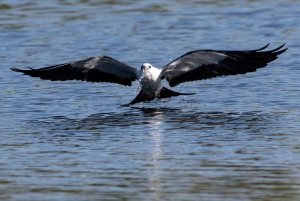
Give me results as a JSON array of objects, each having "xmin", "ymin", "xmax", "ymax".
[{"xmin": 1, "ymin": 1, "xmax": 300, "ymax": 200}]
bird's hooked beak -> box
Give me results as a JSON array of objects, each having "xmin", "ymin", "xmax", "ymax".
[
  {"xmin": 141, "ymin": 63, "xmax": 152, "ymax": 71},
  {"xmin": 140, "ymin": 64, "xmax": 146, "ymax": 71},
  {"xmin": 141, "ymin": 63, "xmax": 154, "ymax": 76}
]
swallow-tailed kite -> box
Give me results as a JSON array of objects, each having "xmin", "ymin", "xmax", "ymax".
[{"xmin": 11, "ymin": 44, "xmax": 287, "ymax": 106}]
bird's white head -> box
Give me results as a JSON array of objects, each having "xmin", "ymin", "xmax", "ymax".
[
  {"xmin": 141, "ymin": 63, "xmax": 153, "ymax": 71},
  {"xmin": 139, "ymin": 63, "xmax": 161, "ymax": 81}
]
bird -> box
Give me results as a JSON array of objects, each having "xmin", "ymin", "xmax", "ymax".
[{"xmin": 11, "ymin": 43, "xmax": 287, "ymax": 106}]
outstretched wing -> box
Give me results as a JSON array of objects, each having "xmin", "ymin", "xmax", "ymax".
[
  {"xmin": 161, "ymin": 44, "xmax": 287, "ymax": 87},
  {"xmin": 11, "ymin": 56, "xmax": 137, "ymax": 86}
]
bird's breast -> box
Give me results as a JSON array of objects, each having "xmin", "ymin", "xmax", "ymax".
[{"xmin": 139, "ymin": 76, "xmax": 161, "ymax": 93}]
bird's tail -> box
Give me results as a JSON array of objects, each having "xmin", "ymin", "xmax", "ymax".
[
  {"xmin": 157, "ymin": 87, "xmax": 195, "ymax": 99},
  {"xmin": 122, "ymin": 87, "xmax": 195, "ymax": 106},
  {"xmin": 122, "ymin": 90, "xmax": 155, "ymax": 106}
]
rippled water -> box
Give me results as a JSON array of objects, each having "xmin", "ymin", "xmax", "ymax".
[{"xmin": 1, "ymin": 0, "xmax": 300, "ymax": 200}]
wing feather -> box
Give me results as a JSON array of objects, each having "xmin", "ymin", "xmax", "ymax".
[
  {"xmin": 11, "ymin": 56, "xmax": 137, "ymax": 86},
  {"xmin": 161, "ymin": 44, "xmax": 287, "ymax": 87}
]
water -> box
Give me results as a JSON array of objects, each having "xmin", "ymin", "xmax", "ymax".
[{"xmin": 1, "ymin": 0, "xmax": 300, "ymax": 200}]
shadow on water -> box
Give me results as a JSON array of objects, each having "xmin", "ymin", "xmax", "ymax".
[{"xmin": 28, "ymin": 107, "xmax": 271, "ymax": 134}]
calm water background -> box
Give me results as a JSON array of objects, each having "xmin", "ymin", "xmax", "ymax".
[{"xmin": 0, "ymin": 0, "xmax": 300, "ymax": 200}]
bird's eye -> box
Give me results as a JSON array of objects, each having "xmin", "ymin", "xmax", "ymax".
[{"xmin": 149, "ymin": 66, "xmax": 151, "ymax": 68}]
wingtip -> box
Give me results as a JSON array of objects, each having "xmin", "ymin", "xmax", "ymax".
[
  {"xmin": 274, "ymin": 47, "xmax": 288, "ymax": 55},
  {"xmin": 270, "ymin": 43, "xmax": 286, "ymax": 52},
  {"xmin": 11, "ymin": 67, "xmax": 36, "ymax": 74},
  {"xmin": 253, "ymin": 43, "xmax": 270, "ymax": 51},
  {"xmin": 269, "ymin": 43, "xmax": 288, "ymax": 55},
  {"xmin": 254, "ymin": 43, "xmax": 288, "ymax": 53},
  {"xmin": 10, "ymin": 67, "xmax": 24, "ymax": 72}
]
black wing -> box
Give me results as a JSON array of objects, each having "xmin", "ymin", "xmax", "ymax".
[
  {"xmin": 161, "ymin": 44, "xmax": 287, "ymax": 87},
  {"xmin": 11, "ymin": 56, "xmax": 137, "ymax": 86}
]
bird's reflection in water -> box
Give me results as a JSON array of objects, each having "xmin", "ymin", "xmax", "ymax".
[
  {"xmin": 69, "ymin": 108, "xmax": 269, "ymax": 200},
  {"xmin": 138, "ymin": 108, "xmax": 164, "ymax": 200},
  {"xmin": 42, "ymin": 107, "xmax": 268, "ymax": 130}
]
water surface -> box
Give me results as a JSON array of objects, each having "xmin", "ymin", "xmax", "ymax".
[{"xmin": 1, "ymin": 0, "xmax": 300, "ymax": 200}]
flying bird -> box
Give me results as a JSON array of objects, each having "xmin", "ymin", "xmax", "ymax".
[{"xmin": 11, "ymin": 44, "xmax": 287, "ymax": 106}]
